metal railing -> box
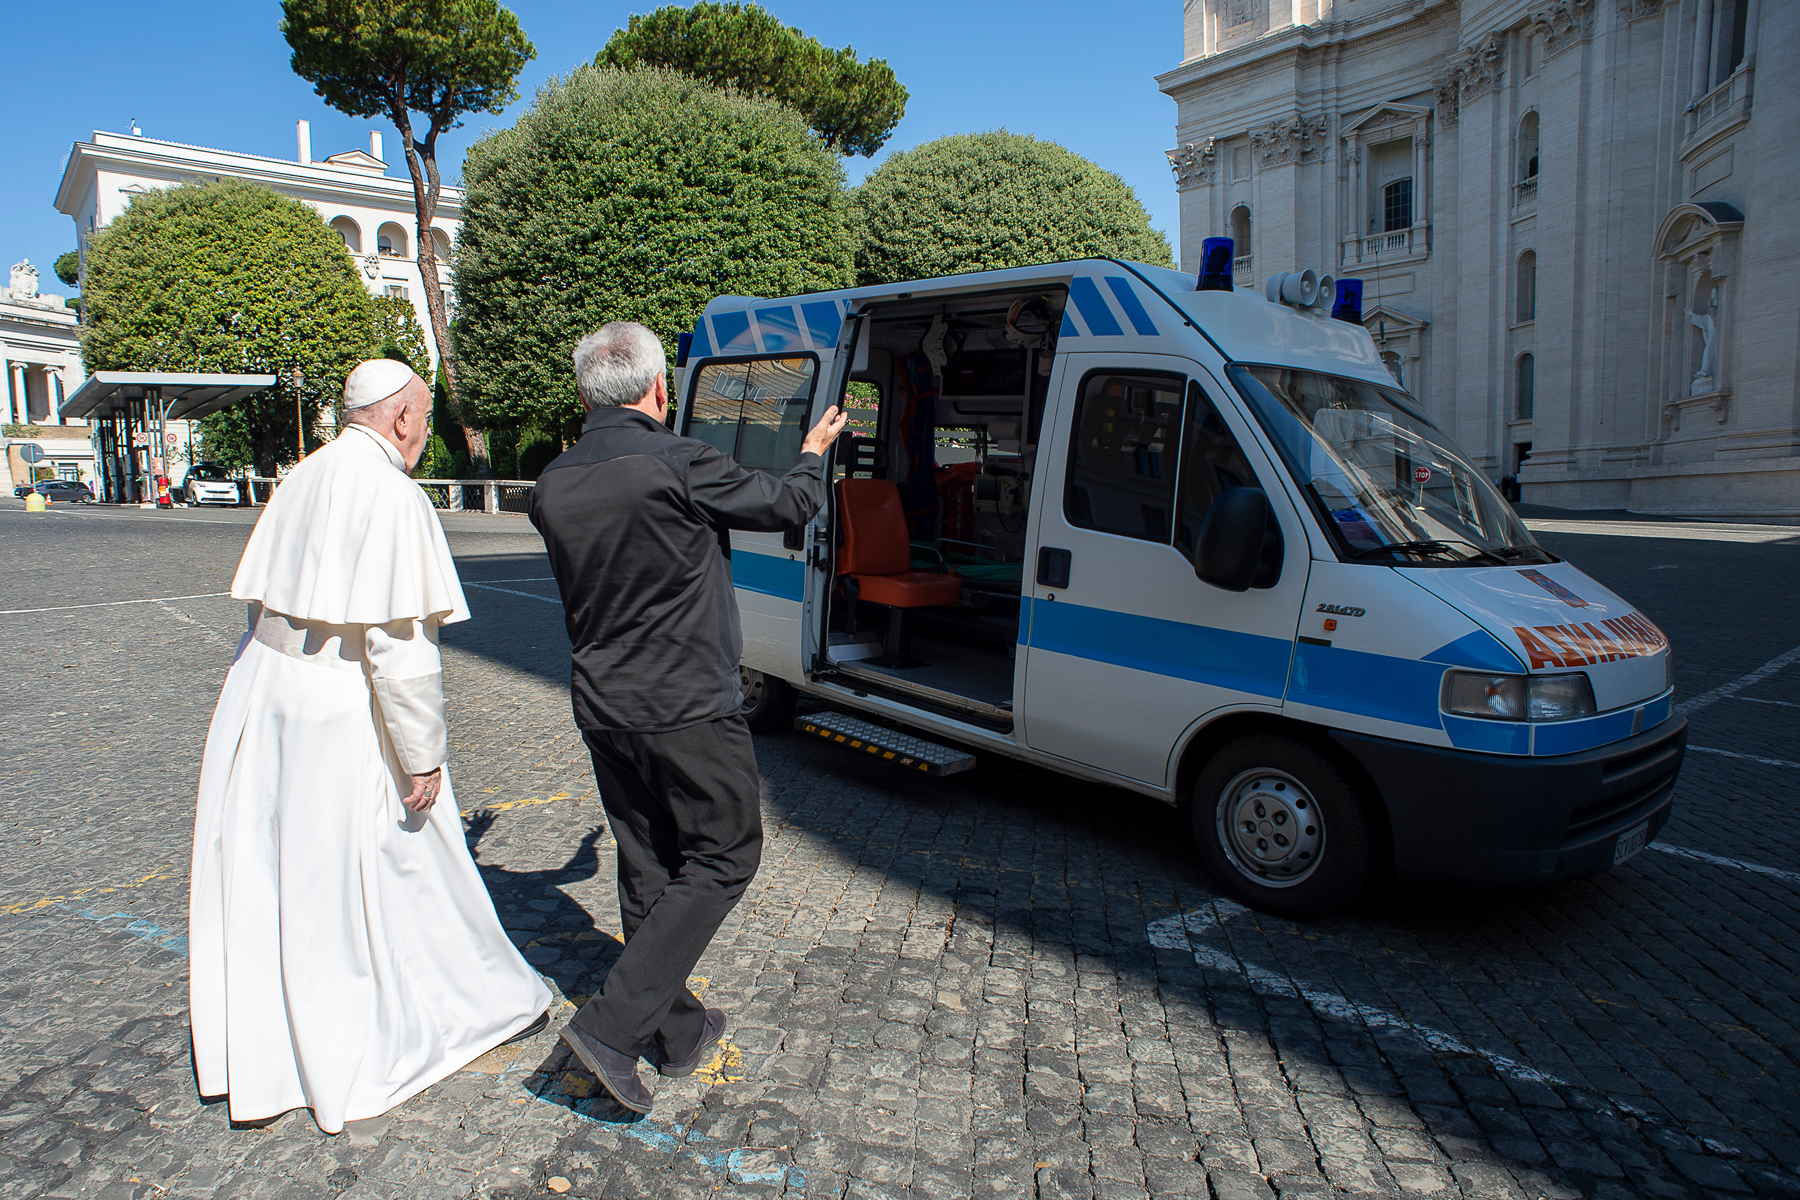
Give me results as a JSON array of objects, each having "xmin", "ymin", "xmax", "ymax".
[{"xmin": 241, "ymin": 475, "xmax": 532, "ymax": 513}]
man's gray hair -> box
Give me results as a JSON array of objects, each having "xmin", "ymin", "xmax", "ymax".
[{"xmin": 574, "ymin": 322, "xmax": 666, "ymax": 409}]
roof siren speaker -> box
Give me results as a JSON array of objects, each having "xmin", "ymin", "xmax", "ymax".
[
  {"xmin": 1315, "ymin": 275, "xmax": 1335, "ymax": 310},
  {"xmin": 1197, "ymin": 237, "xmax": 1234, "ymax": 291},
  {"xmin": 1331, "ymin": 279, "xmax": 1365, "ymax": 324},
  {"xmin": 1280, "ymin": 269, "xmax": 1319, "ymax": 308}
]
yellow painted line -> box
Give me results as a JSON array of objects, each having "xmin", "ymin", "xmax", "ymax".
[
  {"xmin": 2, "ymin": 865, "xmax": 181, "ymax": 917},
  {"xmin": 459, "ymin": 791, "xmax": 578, "ymax": 818}
]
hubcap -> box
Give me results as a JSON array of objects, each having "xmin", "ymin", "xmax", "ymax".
[
  {"xmin": 739, "ymin": 667, "xmax": 765, "ymax": 713},
  {"xmin": 1215, "ymin": 767, "xmax": 1324, "ymax": 889}
]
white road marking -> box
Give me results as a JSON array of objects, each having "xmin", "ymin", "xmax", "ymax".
[
  {"xmin": 1524, "ymin": 518, "xmax": 1800, "ymax": 545},
  {"xmin": 0, "ymin": 591, "xmax": 232, "ymax": 616},
  {"xmin": 1147, "ymin": 901, "xmax": 1563, "ymax": 1086},
  {"xmin": 467, "ymin": 577, "xmax": 556, "ymax": 584},
  {"xmin": 153, "ymin": 600, "xmax": 235, "ymax": 647},
  {"xmin": 1648, "ymin": 843, "xmax": 1800, "ymax": 887},
  {"xmin": 1738, "ymin": 696, "xmax": 1800, "ymax": 709},
  {"xmin": 1687, "ymin": 745, "xmax": 1800, "ymax": 770},
  {"xmin": 465, "ymin": 582, "xmax": 561, "ymax": 605},
  {"xmin": 1678, "ymin": 643, "xmax": 1800, "ymax": 713}
]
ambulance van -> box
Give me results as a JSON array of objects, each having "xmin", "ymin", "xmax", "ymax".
[{"xmin": 675, "ymin": 255, "xmax": 1686, "ymax": 917}]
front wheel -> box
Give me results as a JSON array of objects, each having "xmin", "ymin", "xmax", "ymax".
[
  {"xmin": 1192, "ymin": 735, "xmax": 1373, "ymax": 919},
  {"xmin": 739, "ymin": 667, "xmax": 798, "ymax": 734}
]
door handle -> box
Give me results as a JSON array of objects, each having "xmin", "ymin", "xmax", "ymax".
[
  {"xmin": 783, "ymin": 525, "xmax": 804, "ymax": 550},
  {"xmin": 1036, "ymin": 547, "xmax": 1072, "ymax": 588}
]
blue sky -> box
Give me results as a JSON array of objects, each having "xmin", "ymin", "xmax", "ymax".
[{"xmin": 0, "ymin": 1, "xmax": 1186, "ymax": 292}]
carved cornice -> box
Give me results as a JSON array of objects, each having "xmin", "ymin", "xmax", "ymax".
[
  {"xmin": 1447, "ymin": 34, "xmax": 1506, "ymax": 106},
  {"xmin": 1531, "ymin": 0, "xmax": 1596, "ymax": 57},
  {"xmin": 1618, "ymin": 0, "xmax": 1664, "ymax": 18},
  {"xmin": 1253, "ymin": 113, "xmax": 1329, "ymax": 168},
  {"xmin": 1165, "ymin": 138, "xmax": 1217, "ymax": 188}
]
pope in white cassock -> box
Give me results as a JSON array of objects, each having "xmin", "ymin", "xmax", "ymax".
[{"xmin": 188, "ymin": 359, "xmax": 552, "ymax": 1134}]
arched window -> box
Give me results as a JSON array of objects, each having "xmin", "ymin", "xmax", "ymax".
[
  {"xmin": 430, "ymin": 228, "xmax": 453, "ymax": 264},
  {"xmin": 1516, "ymin": 112, "xmax": 1540, "ymax": 205},
  {"xmin": 1516, "ymin": 251, "xmax": 1536, "ymax": 323},
  {"xmin": 330, "ymin": 216, "xmax": 361, "ymax": 254},
  {"xmin": 376, "ymin": 222, "xmax": 409, "ymax": 258},
  {"xmin": 1516, "ymin": 354, "xmax": 1535, "ymax": 420},
  {"xmin": 1228, "ymin": 205, "xmax": 1252, "ymax": 275}
]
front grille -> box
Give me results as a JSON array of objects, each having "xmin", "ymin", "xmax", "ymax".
[{"xmin": 1564, "ymin": 726, "xmax": 1684, "ymax": 841}]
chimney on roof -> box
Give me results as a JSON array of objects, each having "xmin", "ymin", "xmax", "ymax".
[
  {"xmin": 370, "ymin": 130, "xmax": 384, "ymax": 163},
  {"xmin": 297, "ymin": 120, "xmax": 311, "ymax": 164}
]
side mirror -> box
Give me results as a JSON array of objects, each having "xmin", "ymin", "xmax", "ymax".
[{"xmin": 1195, "ymin": 487, "xmax": 1284, "ymax": 592}]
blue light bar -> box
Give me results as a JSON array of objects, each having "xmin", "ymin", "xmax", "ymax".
[{"xmin": 1197, "ymin": 237, "xmax": 1234, "ymax": 292}]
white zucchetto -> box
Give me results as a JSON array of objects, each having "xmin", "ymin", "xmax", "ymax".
[{"xmin": 343, "ymin": 359, "xmax": 420, "ymax": 409}]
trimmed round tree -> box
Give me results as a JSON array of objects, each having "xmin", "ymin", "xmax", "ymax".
[
  {"xmin": 851, "ymin": 131, "xmax": 1173, "ymax": 286},
  {"xmin": 81, "ymin": 179, "xmax": 376, "ymax": 473},
  {"xmin": 453, "ymin": 65, "xmax": 855, "ymax": 434}
]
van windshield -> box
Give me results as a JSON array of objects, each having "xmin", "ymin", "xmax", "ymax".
[{"xmin": 1229, "ymin": 364, "xmax": 1552, "ymax": 566}]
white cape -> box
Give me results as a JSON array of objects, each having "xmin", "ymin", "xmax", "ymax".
[
  {"xmin": 232, "ymin": 426, "xmax": 470, "ymax": 626},
  {"xmin": 190, "ymin": 427, "xmax": 547, "ymax": 1131}
]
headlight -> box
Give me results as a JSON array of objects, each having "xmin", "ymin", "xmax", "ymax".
[{"xmin": 1443, "ymin": 671, "xmax": 1596, "ymax": 721}]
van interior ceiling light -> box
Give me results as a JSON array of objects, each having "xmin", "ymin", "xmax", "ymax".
[
  {"xmin": 1331, "ymin": 278, "xmax": 1365, "ymax": 324},
  {"xmin": 1197, "ymin": 237, "xmax": 1234, "ymax": 291}
]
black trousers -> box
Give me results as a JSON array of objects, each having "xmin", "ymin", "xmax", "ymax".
[{"xmin": 571, "ymin": 714, "xmax": 763, "ymax": 1060}]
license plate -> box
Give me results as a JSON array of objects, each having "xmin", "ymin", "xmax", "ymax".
[{"xmin": 1612, "ymin": 822, "xmax": 1650, "ymax": 866}]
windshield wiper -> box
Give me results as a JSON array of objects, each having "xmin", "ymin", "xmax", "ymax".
[
  {"xmin": 1349, "ymin": 540, "xmax": 1458, "ymax": 560},
  {"xmin": 1486, "ymin": 544, "xmax": 1543, "ymax": 560}
]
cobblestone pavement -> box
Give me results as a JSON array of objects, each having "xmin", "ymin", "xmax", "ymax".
[{"xmin": 2, "ymin": 500, "xmax": 1798, "ymax": 1199}]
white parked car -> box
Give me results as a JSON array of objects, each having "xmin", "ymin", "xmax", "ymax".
[{"xmin": 181, "ymin": 463, "xmax": 243, "ymax": 507}]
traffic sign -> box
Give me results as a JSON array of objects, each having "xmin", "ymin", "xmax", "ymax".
[
  {"xmin": 164, "ymin": 431, "xmax": 179, "ymax": 448},
  {"xmin": 1411, "ymin": 466, "xmax": 1432, "ymax": 484},
  {"xmin": 18, "ymin": 444, "xmax": 44, "ymax": 464}
]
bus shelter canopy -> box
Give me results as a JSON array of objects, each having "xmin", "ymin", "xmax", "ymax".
[{"xmin": 61, "ymin": 372, "xmax": 277, "ymax": 422}]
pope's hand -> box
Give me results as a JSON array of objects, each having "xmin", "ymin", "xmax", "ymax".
[
  {"xmin": 801, "ymin": 406, "xmax": 850, "ymax": 457},
  {"xmin": 404, "ymin": 768, "xmax": 442, "ymax": 813}
]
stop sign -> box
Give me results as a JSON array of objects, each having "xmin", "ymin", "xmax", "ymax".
[{"xmin": 1412, "ymin": 466, "xmax": 1432, "ymax": 484}]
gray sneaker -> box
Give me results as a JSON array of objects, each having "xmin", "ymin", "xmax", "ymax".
[{"xmin": 560, "ymin": 1024, "xmax": 653, "ymax": 1114}]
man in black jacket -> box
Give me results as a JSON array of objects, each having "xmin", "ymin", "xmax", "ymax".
[{"xmin": 530, "ymin": 321, "xmax": 846, "ymax": 1113}]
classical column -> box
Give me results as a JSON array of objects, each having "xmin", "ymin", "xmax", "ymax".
[
  {"xmin": 1742, "ymin": 0, "xmax": 1763, "ymax": 71},
  {"xmin": 1412, "ymin": 118, "xmax": 1430, "ymax": 249},
  {"xmin": 49, "ymin": 367, "xmax": 62, "ymax": 425},
  {"xmin": 1691, "ymin": 0, "xmax": 1715, "ymax": 95},
  {"xmin": 9, "ymin": 363, "xmax": 26, "ymax": 426}
]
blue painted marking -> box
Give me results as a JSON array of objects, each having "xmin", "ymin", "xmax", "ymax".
[
  {"xmin": 1068, "ymin": 277, "xmax": 1124, "ymax": 336},
  {"xmin": 1424, "ymin": 629, "xmax": 1524, "ymax": 673},
  {"xmin": 711, "ymin": 310, "xmax": 754, "ymax": 354},
  {"xmin": 1104, "ymin": 276, "xmax": 1160, "ymax": 336},
  {"xmin": 1024, "ymin": 598, "xmax": 1289, "ymax": 698},
  {"xmin": 73, "ymin": 906, "xmax": 189, "ymax": 956},
  {"xmin": 687, "ymin": 318, "xmax": 712, "ymax": 360},
  {"xmin": 1442, "ymin": 715, "xmax": 1530, "ymax": 755},
  {"xmin": 730, "ymin": 551, "xmax": 805, "ymax": 602},
  {"xmin": 752, "ymin": 304, "xmax": 802, "ymax": 352},
  {"xmin": 1059, "ymin": 309, "xmax": 1080, "ymax": 338},
  {"xmin": 1534, "ymin": 708, "xmax": 1638, "ymax": 757},
  {"xmin": 1289, "ymin": 642, "xmax": 1445, "ymax": 729},
  {"xmin": 800, "ymin": 301, "xmax": 843, "ymax": 349},
  {"xmin": 1640, "ymin": 693, "xmax": 1673, "ymax": 728}
]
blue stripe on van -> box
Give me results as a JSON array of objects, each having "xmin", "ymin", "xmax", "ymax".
[
  {"xmin": 1423, "ymin": 629, "xmax": 1524, "ymax": 672},
  {"xmin": 688, "ymin": 317, "xmax": 712, "ymax": 360},
  {"xmin": 1104, "ymin": 276, "xmax": 1160, "ymax": 336},
  {"xmin": 1288, "ymin": 642, "xmax": 1445, "ymax": 728},
  {"xmin": 1067, "ymin": 277, "xmax": 1124, "ymax": 336},
  {"xmin": 730, "ymin": 550, "xmax": 804, "ymax": 601},
  {"xmin": 1442, "ymin": 715, "xmax": 1531, "ymax": 755},
  {"xmin": 1059, "ymin": 309, "xmax": 1079, "ymax": 338},
  {"xmin": 801, "ymin": 301, "xmax": 843, "ymax": 349},
  {"xmin": 754, "ymin": 304, "xmax": 802, "ymax": 352},
  {"xmin": 712, "ymin": 310, "xmax": 754, "ymax": 354},
  {"xmin": 1023, "ymin": 598, "xmax": 1289, "ymax": 698}
]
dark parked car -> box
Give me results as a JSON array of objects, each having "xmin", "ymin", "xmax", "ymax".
[{"xmin": 15, "ymin": 479, "xmax": 94, "ymax": 503}]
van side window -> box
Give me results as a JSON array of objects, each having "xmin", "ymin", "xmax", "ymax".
[
  {"xmin": 1174, "ymin": 381, "xmax": 1261, "ymax": 560},
  {"xmin": 687, "ymin": 357, "xmax": 818, "ymax": 471},
  {"xmin": 1064, "ymin": 370, "xmax": 1186, "ymax": 543}
]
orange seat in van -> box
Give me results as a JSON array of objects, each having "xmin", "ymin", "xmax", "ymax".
[{"xmin": 835, "ymin": 479, "xmax": 961, "ymax": 665}]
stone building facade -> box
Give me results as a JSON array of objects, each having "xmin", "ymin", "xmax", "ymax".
[
  {"xmin": 54, "ymin": 124, "xmax": 462, "ymax": 372},
  {"xmin": 1158, "ymin": 0, "xmax": 1795, "ymax": 516},
  {"xmin": 2, "ymin": 259, "xmax": 83, "ymax": 428}
]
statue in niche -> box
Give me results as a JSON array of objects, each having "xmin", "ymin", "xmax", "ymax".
[
  {"xmin": 9, "ymin": 259, "xmax": 39, "ymax": 298},
  {"xmin": 1687, "ymin": 287, "xmax": 1719, "ymax": 395}
]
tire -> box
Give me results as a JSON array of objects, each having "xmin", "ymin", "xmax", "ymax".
[
  {"xmin": 739, "ymin": 667, "xmax": 798, "ymax": 734},
  {"xmin": 1191, "ymin": 734, "xmax": 1373, "ymax": 919}
]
